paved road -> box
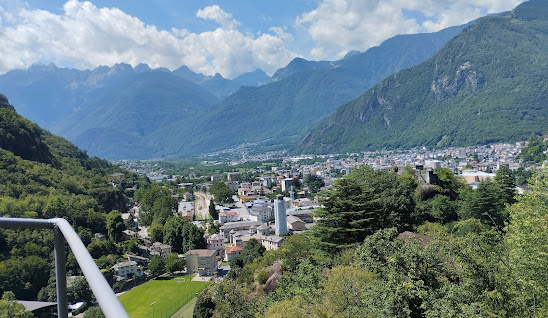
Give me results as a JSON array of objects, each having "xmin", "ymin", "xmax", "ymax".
[
  {"xmin": 133, "ymin": 207, "xmax": 149, "ymax": 239},
  {"xmin": 194, "ymin": 192, "xmax": 211, "ymax": 220},
  {"xmin": 231, "ymin": 195, "xmax": 250, "ymax": 220}
]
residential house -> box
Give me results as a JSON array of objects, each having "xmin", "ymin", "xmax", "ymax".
[
  {"xmin": 150, "ymin": 242, "xmax": 172, "ymax": 258},
  {"xmin": 207, "ymin": 234, "xmax": 224, "ymax": 256},
  {"xmin": 181, "ymin": 210, "xmax": 193, "ymax": 222},
  {"xmin": 238, "ymin": 188, "xmax": 253, "ymax": 196},
  {"xmin": 186, "ymin": 249, "xmax": 218, "ymax": 276},
  {"xmin": 219, "ymin": 211, "xmax": 239, "ymax": 224},
  {"xmin": 261, "ymin": 235, "xmax": 284, "ymax": 250},
  {"xmin": 121, "ymin": 229, "xmax": 138, "ymax": 241},
  {"xmin": 112, "ymin": 260, "xmax": 142, "ymax": 279},
  {"xmin": 239, "ymin": 194, "xmax": 258, "ymax": 203},
  {"xmin": 121, "ymin": 213, "xmax": 134, "ymax": 227},
  {"xmin": 224, "ymin": 245, "xmax": 243, "ymax": 262}
]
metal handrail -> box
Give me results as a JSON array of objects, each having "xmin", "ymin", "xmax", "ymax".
[{"xmin": 0, "ymin": 217, "xmax": 129, "ymax": 318}]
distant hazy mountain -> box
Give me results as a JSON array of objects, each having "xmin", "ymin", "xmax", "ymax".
[
  {"xmin": 171, "ymin": 66, "xmax": 271, "ymax": 99},
  {"xmin": 171, "ymin": 65, "xmax": 206, "ymax": 83},
  {"xmin": 0, "ymin": 63, "xmax": 152, "ymax": 129},
  {"xmin": 0, "ymin": 63, "xmax": 270, "ymax": 130},
  {"xmin": 165, "ymin": 23, "xmax": 467, "ymax": 157},
  {"xmin": 233, "ymin": 69, "xmax": 271, "ymax": 87},
  {"xmin": 298, "ymin": 0, "xmax": 548, "ymax": 154},
  {"xmin": 53, "ymin": 71, "xmax": 219, "ymax": 159},
  {"xmin": 271, "ymin": 58, "xmax": 333, "ymax": 82}
]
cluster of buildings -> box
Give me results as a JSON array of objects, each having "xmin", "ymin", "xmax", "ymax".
[
  {"xmin": 112, "ymin": 241, "xmax": 173, "ymax": 279},
  {"xmin": 110, "ymin": 141, "xmax": 539, "ymax": 280},
  {"xmin": 185, "ymin": 197, "xmax": 292, "ymax": 276}
]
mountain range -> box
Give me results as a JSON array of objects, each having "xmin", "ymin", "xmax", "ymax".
[
  {"xmin": 5, "ymin": 0, "xmax": 546, "ymax": 160},
  {"xmin": 298, "ymin": 0, "xmax": 548, "ymax": 154},
  {"xmin": 171, "ymin": 24, "xmax": 467, "ymax": 157},
  {"xmin": 0, "ymin": 20, "xmax": 466, "ymax": 159},
  {"xmin": 0, "ymin": 63, "xmax": 267, "ymax": 131}
]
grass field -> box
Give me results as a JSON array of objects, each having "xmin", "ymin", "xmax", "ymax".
[{"xmin": 118, "ymin": 275, "xmax": 209, "ymax": 318}]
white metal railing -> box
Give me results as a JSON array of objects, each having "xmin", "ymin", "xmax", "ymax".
[{"xmin": 0, "ymin": 217, "xmax": 129, "ymax": 318}]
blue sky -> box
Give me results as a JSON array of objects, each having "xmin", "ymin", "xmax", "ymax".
[
  {"xmin": 0, "ymin": 0, "xmax": 525, "ymax": 78},
  {"xmin": 20, "ymin": 1, "xmax": 319, "ymax": 34}
]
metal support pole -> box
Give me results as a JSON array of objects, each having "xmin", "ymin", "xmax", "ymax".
[
  {"xmin": 0, "ymin": 217, "xmax": 129, "ymax": 318},
  {"xmin": 54, "ymin": 226, "xmax": 68, "ymax": 318}
]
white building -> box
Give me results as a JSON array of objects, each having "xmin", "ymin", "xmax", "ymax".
[
  {"xmin": 248, "ymin": 203, "xmax": 273, "ymax": 223},
  {"xmin": 112, "ymin": 261, "xmax": 142, "ymax": 278},
  {"xmin": 219, "ymin": 211, "xmax": 239, "ymax": 224},
  {"xmin": 261, "ymin": 235, "xmax": 285, "ymax": 250},
  {"xmin": 281, "ymin": 178, "xmax": 293, "ymax": 192}
]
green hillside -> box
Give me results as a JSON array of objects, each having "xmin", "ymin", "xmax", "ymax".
[
  {"xmin": 0, "ymin": 94, "xmax": 132, "ymax": 300},
  {"xmin": 299, "ymin": 0, "xmax": 548, "ymax": 154}
]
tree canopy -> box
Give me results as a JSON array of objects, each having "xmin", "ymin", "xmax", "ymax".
[
  {"xmin": 312, "ymin": 165, "xmax": 416, "ymax": 251},
  {"xmin": 209, "ymin": 181, "xmax": 233, "ymax": 203}
]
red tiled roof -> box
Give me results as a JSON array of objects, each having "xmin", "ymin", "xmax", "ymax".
[{"xmin": 225, "ymin": 245, "xmax": 243, "ymax": 254}]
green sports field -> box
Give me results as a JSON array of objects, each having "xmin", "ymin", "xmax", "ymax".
[{"xmin": 118, "ymin": 275, "xmax": 209, "ymax": 318}]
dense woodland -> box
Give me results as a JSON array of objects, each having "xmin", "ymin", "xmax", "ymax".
[
  {"xmin": 0, "ymin": 94, "xmax": 140, "ymax": 309},
  {"xmin": 193, "ymin": 164, "xmax": 547, "ymax": 318}
]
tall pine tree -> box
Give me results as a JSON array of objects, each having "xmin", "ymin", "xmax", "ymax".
[{"xmin": 311, "ymin": 166, "xmax": 416, "ymax": 251}]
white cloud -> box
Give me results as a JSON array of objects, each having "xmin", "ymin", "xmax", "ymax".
[
  {"xmin": 0, "ymin": 1, "xmax": 297, "ymax": 78},
  {"xmin": 268, "ymin": 26, "xmax": 293, "ymax": 41},
  {"xmin": 196, "ymin": 5, "xmax": 240, "ymax": 29},
  {"xmin": 296, "ymin": 0, "xmax": 525, "ymax": 60},
  {"xmin": 0, "ymin": 0, "xmax": 527, "ymax": 76}
]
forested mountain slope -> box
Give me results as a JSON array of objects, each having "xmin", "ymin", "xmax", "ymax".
[
  {"xmin": 299, "ymin": 0, "xmax": 548, "ymax": 154},
  {"xmin": 0, "ymin": 94, "xmax": 131, "ymax": 300}
]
